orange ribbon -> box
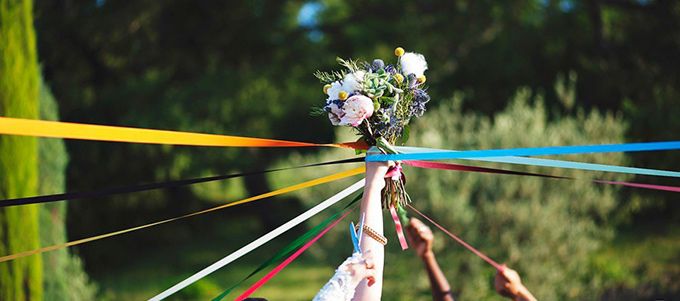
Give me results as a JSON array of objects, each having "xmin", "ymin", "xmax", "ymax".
[{"xmin": 0, "ymin": 117, "xmax": 362, "ymax": 148}]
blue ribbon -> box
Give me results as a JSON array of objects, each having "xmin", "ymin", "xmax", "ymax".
[
  {"xmin": 367, "ymin": 141, "xmax": 680, "ymax": 162},
  {"xmin": 386, "ymin": 145, "xmax": 680, "ymax": 178}
]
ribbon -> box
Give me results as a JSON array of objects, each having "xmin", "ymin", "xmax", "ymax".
[
  {"xmin": 396, "ymin": 146, "xmax": 680, "ymax": 178},
  {"xmin": 405, "ymin": 160, "xmax": 680, "ymax": 193},
  {"xmin": 0, "ymin": 167, "xmax": 365, "ymax": 263},
  {"xmin": 213, "ymin": 195, "xmax": 363, "ymax": 300},
  {"xmin": 389, "ymin": 204, "xmax": 409, "ymax": 250},
  {"xmin": 0, "ymin": 157, "xmax": 364, "ymax": 207},
  {"xmin": 384, "ymin": 164, "xmax": 409, "ymax": 249},
  {"xmin": 405, "ymin": 160, "xmax": 560, "ymax": 178},
  {"xmin": 148, "ymin": 179, "xmax": 366, "ymax": 301},
  {"xmin": 0, "ymin": 116, "xmax": 360, "ymax": 148},
  {"xmin": 408, "ymin": 204, "xmax": 502, "ymax": 271},
  {"xmin": 232, "ymin": 210, "xmax": 353, "ymax": 301},
  {"xmin": 367, "ymin": 141, "xmax": 680, "ymax": 162},
  {"xmin": 385, "ymin": 164, "xmax": 404, "ymax": 181},
  {"xmin": 591, "ymin": 180, "xmax": 680, "ymax": 193}
]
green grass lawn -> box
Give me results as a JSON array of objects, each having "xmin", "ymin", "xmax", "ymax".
[
  {"xmin": 91, "ymin": 212, "xmax": 342, "ymax": 301},
  {"xmin": 97, "ymin": 257, "xmax": 334, "ymax": 300}
]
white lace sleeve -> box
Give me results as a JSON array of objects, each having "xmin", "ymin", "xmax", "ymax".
[{"xmin": 313, "ymin": 253, "xmax": 363, "ymax": 301}]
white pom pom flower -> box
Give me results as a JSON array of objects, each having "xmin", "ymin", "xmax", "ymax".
[
  {"xmin": 400, "ymin": 52, "xmax": 428, "ymax": 77},
  {"xmin": 342, "ymin": 71, "xmax": 365, "ymax": 94}
]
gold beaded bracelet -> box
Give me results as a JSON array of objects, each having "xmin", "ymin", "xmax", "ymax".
[{"xmin": 356, "ymin": 224, "xmax": 388, "ymax": 246}]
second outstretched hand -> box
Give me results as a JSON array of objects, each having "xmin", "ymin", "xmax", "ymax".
[
  {"xmin": 406, "ymin": 217, "xmax": 434, "ymax": 258},
  {"xmin": 405, "ymin": 217, "xmax": 454, "ymax": 301}
]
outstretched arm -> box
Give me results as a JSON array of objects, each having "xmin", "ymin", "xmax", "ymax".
[
  {"xmin": 352, "ymin": 162, "xmax": 388, "ymax": 301},
  {"xmin": 494, "ymin": 266, "xmax": 537, "ymax": 301},
  {"xmin": 407, "ymin": 218, "xmax": 454, "ymax": 301}
]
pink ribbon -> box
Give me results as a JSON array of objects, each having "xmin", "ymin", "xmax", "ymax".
[
  {"xmin": 385, "ymin": 164, "xmax": 404, "ymax": 181},
  {"xmin": 235, "ymin": 210, "xmax": 352, "ymax": 300},
  {"xmin": 593, "ymin": 180, "xmax": 680, "ymax": 192},
  {"xmin": 389, "ymin": 204, "xmax": 409, "ymax": 250},
  {"xmin": 384, "ymin": 164, "xmax": 409, "ymax": 250}
]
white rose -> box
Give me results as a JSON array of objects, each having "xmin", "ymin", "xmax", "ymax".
[{"xmin": 400, "ymin": 52, "xmax": 428, "ymax": 77}]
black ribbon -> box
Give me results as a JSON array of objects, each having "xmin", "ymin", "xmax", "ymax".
[{"xmin": 0, "ymin": 157, "xmax": 364, "ymax": 207}]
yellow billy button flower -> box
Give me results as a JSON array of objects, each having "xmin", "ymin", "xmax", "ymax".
[
  {"xmin": 417, "ymin": 75, "xmax": 427, "ymax": 84},
  {"xmin": 394, "ymin": 47, "xmax": 405, "ymax": 57},
  {"xmin": 338, "ymin": 91, "xmax": 349, "ymax": 100},
  {"xmin": 394, "ymin": 73, "xmax": 404, "ymax": 84},
  {"xmin": 323, "ymin": 84, "xmax": 332, "ymax": 95}
]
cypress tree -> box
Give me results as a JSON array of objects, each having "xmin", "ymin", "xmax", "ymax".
[{"xmin": 0, "ymin": 0, "xmax": 43, "ymax": 299}]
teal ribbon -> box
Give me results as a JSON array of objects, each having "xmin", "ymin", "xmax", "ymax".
[{"xmin": 392, "ymin": 146, "xmax": 680, "ymax": 178}]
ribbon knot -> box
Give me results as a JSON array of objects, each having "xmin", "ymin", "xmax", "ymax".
[{"xmin": 385, "ymin": 164, "xmax": 404, "ymax": 182}]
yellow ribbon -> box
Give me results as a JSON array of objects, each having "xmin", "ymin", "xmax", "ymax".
[
  {"xmin": 0, "ymin": 166, "xmax": 365, "ymax": 263},
  {"xmin": 0, "ymin": 117, "xmax": 360, "ymax": 148}
]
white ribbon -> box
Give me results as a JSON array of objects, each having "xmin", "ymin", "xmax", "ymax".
[{"xmin": 148, "ymin": 179, "xmax": 365, "ymax": 301}]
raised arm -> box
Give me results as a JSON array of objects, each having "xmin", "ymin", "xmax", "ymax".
[
  {"xmin": 352, "ymin": 161, "xmax": 388, "ymax": 301},
  {"xmin": 406, "ymin": 218, "xmax": 454, "ymax": 301}
]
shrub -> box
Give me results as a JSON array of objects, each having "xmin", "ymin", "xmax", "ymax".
[
  {"xmin": 38, "ymin": 76, "xmax": 98, "ymax": 300},
  {"xmin": 271, "ymin": 88, "xmax": 629, "ymax": 300}
]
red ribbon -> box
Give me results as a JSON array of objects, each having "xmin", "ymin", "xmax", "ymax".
[
  {"xmin": 235, "ymin": 210, "xmax": 352, "ymax": 300},
  {"xmin": 404, "ymin": 160, "xmax": 680, "ymax": 193},
  {"xmin": 408, "ymin": 204, "xmax": 503, "ymax": 271},
  {"xmin": 389, "ymin": 204, "xmax": 409, "ymax": 250},
  {"xmin": 592, "ymin": 180, "xmax": 680, "ymax": 192}
]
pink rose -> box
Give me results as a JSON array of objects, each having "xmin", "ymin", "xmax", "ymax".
[{"xmin": 339, "ymin": 95, "xmax": 374, "ymax": 126}]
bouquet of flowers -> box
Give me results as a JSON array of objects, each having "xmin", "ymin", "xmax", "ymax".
[{"xmin": 313, "ymin": 47, "xmax": 431, "ymax": 209}]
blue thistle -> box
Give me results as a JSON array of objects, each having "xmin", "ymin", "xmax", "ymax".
[
  {"xmin": 410, "ymin": 89, "xmax": 430, "ymax": 117},
  {"xmin": 385, "ymin": 65, "xmax": 397, "ymax": 75},
  {"xmin": 371, "ymin": 59, "xmax": 385, "ymax": 71}
]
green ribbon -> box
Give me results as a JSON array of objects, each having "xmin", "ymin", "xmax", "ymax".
[
  {"xmin": 213, "ymin": 193, "xmax": 363, "ymax": 300},
  {"xmin": 396, "ymin": 202, "xmax": 409, "ymax": 225}
]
